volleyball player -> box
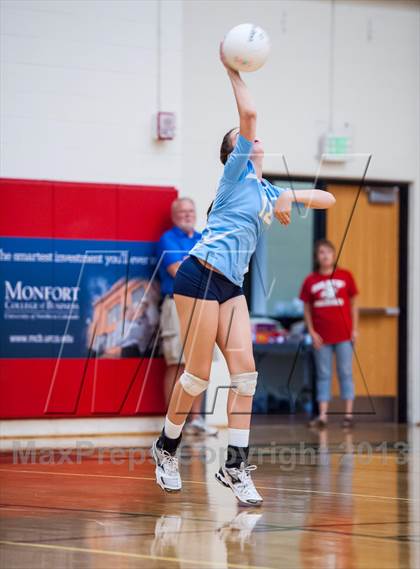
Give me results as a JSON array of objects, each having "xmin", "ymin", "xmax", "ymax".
[{"xmin": 151, "ymin": 45, "xmax": 336, "ymax": 505}]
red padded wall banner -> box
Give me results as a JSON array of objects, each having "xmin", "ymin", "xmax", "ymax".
[{"xmin": 0, "ymin": 178, "xmax": 178, "ymax": 418}]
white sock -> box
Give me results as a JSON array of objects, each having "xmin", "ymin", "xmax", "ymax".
[
  {"xmin": 228, "ymin": 428, "xmax": 250, "ymax": 448},
  {"xmin": 164, "ymin": 416, "xmax": 185, "ymax": 440}
]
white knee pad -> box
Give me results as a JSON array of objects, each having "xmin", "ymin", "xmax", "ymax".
[
  {"xmin": 179, "ymin": 371, "xmax": 208, "ymax": 397},
  {"xmin": 230, "ymin": 371, "xmax": 258, "ymax": 397}
]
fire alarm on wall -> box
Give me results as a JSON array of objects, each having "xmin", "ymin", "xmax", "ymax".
[{"xmin": 156, "ymin": 112, "xmax": 176, "ymax": 140}]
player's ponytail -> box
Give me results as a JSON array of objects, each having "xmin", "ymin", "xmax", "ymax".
[
  {"xmin": 220, "ymin": 127, "xmax": 237, "ymax": 164},
  {"xmin": 212, "ymin": 127, "xmax": 238, "ymax": 218}
]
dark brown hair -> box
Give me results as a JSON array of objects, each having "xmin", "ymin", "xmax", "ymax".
[
  {"xmin": 220, "ymin": 127, "xmax": 237, "ymax": 164},
  {"xmin": 207, "ymin": 128, "xmax": 238, "ymax": 218},
  {"xmin": 314, "ymin": 239, "xmax": 336, "ymax": 270}
]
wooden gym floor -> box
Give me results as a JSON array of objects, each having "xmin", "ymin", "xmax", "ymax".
[{"xmin": 0, "ymin": 422, "xmax": 419, "ymax": 568}]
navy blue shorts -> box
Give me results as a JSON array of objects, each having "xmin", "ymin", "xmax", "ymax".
[{"xmin": 173, "ymin": 255, "xmax": 244, "ymax": 303}]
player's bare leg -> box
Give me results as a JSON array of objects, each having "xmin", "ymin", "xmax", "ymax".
[
  {"xmin": 152, "ymin": 295, "xmax": 219, "ymax": 492},
  {"xmin": 215, "ymin": 295, "xmax": 263, "ymax": 505}
]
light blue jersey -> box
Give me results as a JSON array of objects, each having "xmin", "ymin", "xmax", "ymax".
[{"xmin": 190, "ymin": 134, "xmax": 287, "ymax": 287}]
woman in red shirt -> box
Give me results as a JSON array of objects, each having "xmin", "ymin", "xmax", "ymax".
[{"xmin": 300, "ymin": 239, "xmax": 359, "ymax": 429}]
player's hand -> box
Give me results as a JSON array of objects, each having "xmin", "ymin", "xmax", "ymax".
[
  {"xmin": 311, "ymin": 331, "xmax": 324, "ymax": 350},
  {"xmin": 220, "ymin": 41, "xmax": 240, "ymax": 76},
  {"xmin": 351, "ymin": 329, "xmax": 358, "ymax": 344},
  {"xmin": 274, "ymin": 191, "xmax": 293, "ymax": 225}
]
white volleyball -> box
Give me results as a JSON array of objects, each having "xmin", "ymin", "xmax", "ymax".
[{"xmin": 222, "ymin": 23, "xmax": 270, "ymax": 72}]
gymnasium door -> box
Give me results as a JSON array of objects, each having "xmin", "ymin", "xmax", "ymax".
[{"xmin": 326, "ymin": 184, "xmax": 400, "ymax": 419}]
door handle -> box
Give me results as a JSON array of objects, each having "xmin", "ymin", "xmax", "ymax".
[{"xmin": 359, "ymin": 307, "xmax": 400, "ymax": 316}]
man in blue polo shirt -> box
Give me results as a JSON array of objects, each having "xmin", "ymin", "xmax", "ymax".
[{"xmin": 157, "ymin": 197, "xmax": 217, "ymax": 436}]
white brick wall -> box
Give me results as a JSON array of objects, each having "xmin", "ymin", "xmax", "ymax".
[{"xmin": 0, "ymin": 0, "xmax": 183, "ymax": 185}]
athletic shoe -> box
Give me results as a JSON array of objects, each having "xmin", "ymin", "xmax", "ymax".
[
  {"xmin": 308, "ymin": 417, "xmax": 327, "ymax": 429},
  {"xmin": 341, "ymin": 416, "xmax": 355, "ymax": 429},
  {"xmin": 184, "ymin": 416, "xmax": 218, "ymax": 437},
  {"xmin": 151, "ymin": 440, "xmax": 182, "ymax": 492},
  {"xmin": 215, "ymin": 462, "xmax": 263, "ymax": 506}
]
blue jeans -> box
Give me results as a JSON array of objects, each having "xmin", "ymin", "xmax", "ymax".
[{"xmin": 313, "ymin": 340, "xmax": 354, "ymax": 402}]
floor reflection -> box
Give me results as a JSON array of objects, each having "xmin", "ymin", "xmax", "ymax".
[
  {"xmin": 300, "ymin": 429, "xmax": 356, "ymax": 569},
  {"xmin": 0, "ymin": 424, "xmax": 418, "ymax": 569}
]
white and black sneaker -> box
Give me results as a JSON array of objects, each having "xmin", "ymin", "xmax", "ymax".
[
  {"xmin": 215, "ymin": 462, "xmax": 263, "ymax": 506},
  {"xmin": 151, "ymin": 440, "xmax": 182, "ymax": 492}
]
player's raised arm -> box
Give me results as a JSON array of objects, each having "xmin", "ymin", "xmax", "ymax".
[
  {"xmin": 220, "ymin": 42, "xmax": 256, "ymax": 142},
  {"xmin": 274, "ymin": 189, "xmax": 336, "ymax": 226}
]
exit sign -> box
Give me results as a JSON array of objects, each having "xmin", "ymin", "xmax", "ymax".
[{"xmin": 319, "ymin": 130, "xmax": 353, "ymax": 162}]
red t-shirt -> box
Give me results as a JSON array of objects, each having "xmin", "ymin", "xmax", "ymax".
[{"xmin": 299, "ymin": 268, "xmax": 358, "ymax": 345}]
